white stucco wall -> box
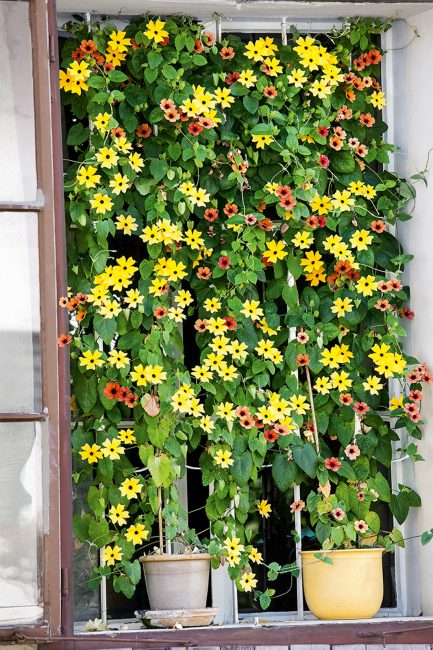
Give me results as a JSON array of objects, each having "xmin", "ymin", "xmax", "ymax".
[{"xmin": 399, "ymin": 6, "xmax": 433, "ymax": 616}]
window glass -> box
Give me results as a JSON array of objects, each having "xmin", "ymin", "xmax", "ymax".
[
  {"xmin": 0, "ymin": 1, "xmax": 37, "ymax": 203},
  {"xmin": 0, "ymin": 422, "xmax": 43, "ymax": 624},
  {"xmin": 0, "ymin": 213, "xmax": 41, "ymax": 412}
]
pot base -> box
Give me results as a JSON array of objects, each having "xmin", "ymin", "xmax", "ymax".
[{"xmin": 139, "ymin": 607, "xmax": 219, "ymax": 628}]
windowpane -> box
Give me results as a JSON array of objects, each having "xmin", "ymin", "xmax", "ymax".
[
  {"xmin": 0, "ymin": 422, "xmax": 43, "ymax": 624},
  {"xmin": 0, "ymin": 213, "xmax": 41, "ymax": 412},
  {"xmin": 0, "ymin": 0, "xmax": 37, "ymax": 203}
]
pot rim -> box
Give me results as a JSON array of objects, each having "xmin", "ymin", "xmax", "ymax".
[
  {"xmin": 300, "ymin": 548, "xmax": 384, "ymax": 556},
  {"xmin": 139, "ymin": 552, "xmax": 211, "ymax": 563}
]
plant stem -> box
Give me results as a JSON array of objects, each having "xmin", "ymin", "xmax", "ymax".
[
  {"xmin": 157, "ymin": 486, "xmax": 164, "ymax": 553},
  {"xmin": 305, "ymin": 365, "xmax": 320, "ymax": 453}
]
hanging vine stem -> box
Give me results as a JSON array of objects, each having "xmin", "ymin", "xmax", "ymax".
[
  {"xmin": 157, "ymin": 486, "xmax": 164, "ymax": 553},
  {"xmin": 305, "ymin": 365, "xmax": 320, "ymax": 454}
]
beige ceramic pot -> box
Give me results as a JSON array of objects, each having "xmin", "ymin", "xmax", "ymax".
[
  {"xmin": 300, "ymin": 548, "xmax": 384, "ymax": 620},
  {"xmin": 139, "ymin": 553, "xmax": 211, "ymax": 610}
]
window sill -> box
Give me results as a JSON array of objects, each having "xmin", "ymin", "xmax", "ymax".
[{"xmin": 67, "ymin": 617, "xmax": 433, "ymax": 648}]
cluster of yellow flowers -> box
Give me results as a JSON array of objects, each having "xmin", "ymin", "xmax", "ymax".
[{"xmin": 85, "ymin": 257, "xmax": 141, "ymax": 318}]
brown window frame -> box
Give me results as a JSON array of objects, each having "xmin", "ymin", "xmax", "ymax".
[{"xmin": 1, "ymin": 1, "xmax": 432, "ymax": 647}]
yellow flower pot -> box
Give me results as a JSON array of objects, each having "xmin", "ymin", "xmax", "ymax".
[{"xmin": 300, "ymin": 548, "xmax": 384, "ymax": 620}]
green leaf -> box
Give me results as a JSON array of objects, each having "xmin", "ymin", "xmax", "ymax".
[
  {"xmin": 272, "ymin": 453, "xmax": 297, "ymax": 491},
  {"xmin": 231, "ymin": 451, "xmax": 253, "ymax": 486},
  {"xmin": 292, "ymin": 443, "xmax": 318, "ymax": 478},
  {"xmin": 421, "ymin": 529, "xmax": 433, "ymax": 545},
  {"xmin": 251, "ymin": 123, "xmax": 274, "ymax": 136},
  {"xmin": 94, "ymin": 314, "xmax": 117, "ymax": 345},
  {"xmin": 67, "ymin": 123, "xmax": 89, "ymax": 146},
  {"xmin": 88, "ymin": 518, "xmax": 111, "ymax": 548},
  {"xmin": 330, "ymin": 150, "xmax": 356, "ymax": 174},
  {"xmin": 243, "ymin": 95, "xmax": 259, "ymax": 114},
  {"xmin": 282, "ymin": 284, "xmax": 298, "ymax": 308},
  {"xmin": 124, "ymin": 559, "xmax": 142, "ymax": 585},
  {"xmin": 374, "ymin": 471, "xmax": 391, "ymax": 502},
  {"xmin": 192, "ymin": 54, "xmax": 207, "ymax": 66},
  {"xmin": 390, "ymin": 492, "xmax": 409, "ymax": 525},
  {"xmin": 150, "ymin": 158, "xmax": 169, "ymax": 182},
  {"xmin": 108, "ymin": 69, "xmax": 128, "ymax": 83},
  {"xmin": 147, "ymin": 453, "xmax": 172, "ymax": 488},
  {"xmin": 74, "ymin": 373, "xmax": 98, "ymax": 413}
]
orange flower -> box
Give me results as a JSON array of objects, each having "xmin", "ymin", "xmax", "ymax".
[
  {"xmin": 197, "ymin": 267, "xmax": 212, "ymax": 280},
  {"xmin": 165, "ymin": 109, "xmax": 180, "ymax": 122},
  {"xmin": 264, "ymin": 85, "xmax": 277, "ymax": 98},
  {"xmin": 80, "ymin": 39, "xmax": 97, "ymax": 54},
  {"xmin": 360, "ymin": 112, "xmax": 375, "ymax": 127},
  {"xmin": 111, "ymin": 127, "xmax": 125, "ymax": 139},
  {"xmin": 136, "ymin": 123, "xmax": 151, "ymax": 138},
  {"xmin": 220, "ymin": 46, "xmax": 235, "ymax": 60},
  {"xmin": 160, "ymin": 98, "xmax": 175, "ymax": 111},
  {"xmin": 57, "ymin": 333, "xmax": 72, "ymax": 347},
  {"xmin": 223, "ymin": 203, "xmax": 238, "ymax": 217}
]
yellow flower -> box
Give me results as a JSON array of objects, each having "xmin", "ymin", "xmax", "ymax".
[
  {"xmin": 292, "ymin": 230, "xmax": 314, "ymax": 249},
  {"xmin": 370, "ymin": 91, "xmax": 386, "ymax": 109},
  {"xmin": 356, "ymin": 275, "xmax": 378, "ymax": 297},
  {"xmin": 191, "ymin": 365, "xmax": 214, "ymax": 381},
  {"xmin": 105, "ymin": 46, "xmax": 126, "ymax": 68},
  {"xmin": 320, "ymin": 347, "xmax": 341, "ymax": 369},
  {"xmin": 229, "ymin": 340, "xmax": 248, "ymax": 361},
  {"xmin": 96, "ymin": 147, "xmax": 119, "ymax": 169},
  {"xmin": 335, "ymin": 343, "xmax": 353, "ymax": 364},
  {"xmin": 287, "ymin": 67, "xmax": 308, "ymax": 87},
  {"xmin": 59, "ymin": 68, "xmax": 76, "ymax": 93},
  {"xmin": 109, "ymin": 173, "xmax": 130, "ymax": 195},
  {"xmin": 79, "ymin": 349, "xmax": 104, "ymax": 371},
  {"xmin": 115, "ymin": 137, "xmax": 133, "ymax": 154},
  {"xmin": 108, "ymin": 504, "xmax": 129, "ymax": 526},
  {"xmin": 244, "ymin": 39, "xmax": 266, "ymax": 61},
  {"xmin": 331, "ymin": 297, "xmax": 353, "ymax": 318},
  {"xmin": 76, "ymin": 165, "xmax": 101, "ymax": 189},
  {"xmin": 265, "ymin": 181, "xmax": 280, "ymax": 195},
  {"xmin": 305, "ymin": 267, "xmax": 326, "ymax": 286},
  {"xmin": 240, "ymin": 571, "xmax": 258, "ymax": 592},
  {"xmin": 241, "ymin": 299, "xmax": 264, "ymax": 321},
  {"xmin": 217, "ymin": 362, "xmax": 239, "ymax": 382},
  {"xmin": 130, "ymin": 364, "xmax": 148, "ymax": 386},
  {"xmin": 206, "ymin": 317, "xmax": 228, "ymax": 334},
  {"xmin": 209, "ymin": 335, "xmax": 230, "ymax": 354},
  {"xmin": 227, "ymin": 551, "xmax": 241, "ymax": 567},
  {"xmin": 314, "ymin": 376, "xmax": 332, "ymax": 395},
  {"xmin": 101, "ymin": 545, "xmax": 123, "ymax": 566},
  {"xmin": 118, "ymin": 429, "xmax": 136, "ymax": 444},
  {"xmin": 389, "ymin": 395, "xmax": 404, "ymax": 411},
  {"xmin": 257, "ymin": 499, "xmax": 272, "ymax": 518},
  {"xmin": 183, "ymin": 228, "xmax": 204, "ymax": 250},
  {"xmin": 214, "ymin": 87, "xmax": 235, "ymax": 109},
  {"xmin": 331, "ymin": 190, "xmax": 355, "ymax": 212},
  {"xmin": 199, "ymin": 415, "xmax": 215, "ymax": 433},
  {"xmin": 238, "ymin": 70, "xmax": 258, "ymax": 88},
  {"xmin": 263, "ymin": 240, "xmax": 288, "ymax": 263},
  {"xmin": 167, "ymin": 307, "xmax": 186, "ymax": 322},
  {"xmin": 293, "ymin": 35, "xmax": 316, "ymax": 57},
  {"xmin": 125, "ymin": 523, "xmax": 149, "ymax": 545},
  {"xmin": 99, "ymin": 299, "xmax": 121, "ymax": 319},
  {"xmin": 310, "ymin": 79, "xmax": 332, "ymax": 98},
  {"xmin": 101, "ymin": 437, "xmax": 125, "ymax": 460},
  {"xmin": 248, "ymin": 547, "xmax": 263, "ymax": 564},
  {"xmin": 252, "ymin": 134, "xmax": 274, "ymax": 149},
  {"xmin": 363, "ymin": 375, "xmax": 384, "ymax": 395},
  {"xmin": 300, "ymin": 250, "xmax": 323, "ymax": 273},
  {"xmin": 255, "ymin": 339, "xmax": 275, "ymax": 359},
  {"xmin": 108, "ymin": 349, "xmax": 130, "ymax": 369},
  {"xmin": 214, "ymin": 448, "xmax": 234, "ymax": 468},
  {"xmin": 69, "ymin": 60, "xmax": 91, "ymax": 81},
  {"xmin": 174, "ymin": 289, "xmax": 194, "ymax": 307},
  {"xmin": 79, "ymin": 443, "xmax": 103, "ymax": 464},
  {"xmin": 90, "ymin": 193, "xmax": 113, "ymax": 215},
  {"xmin": 119, "ymin": 477, "xmax": 142, "ymax": 499},
  {"xmin": 310, "ymin": 194, "xmax": 333, "ymax": 215},
  {"xmin": 224, "ymin": 536, "xmax": 244, "ymax": 554},
  {"xmin": 350, "ymin": 229, "xmax": 373, "ymax": 251},
  {"xmin": 288, "ymin": 394, "xmax": 310, "ymax": 415},
  {"xmin": 330, "ymin": 370, "xmax": 353, "ymax": 392},
  {"xmin": 128, "ymin": 152, "xmax": 144, "ymax": 172},
  {"xmin": 216, "ymin": 401, "xmax": 236, "ymax": 421},
  {"xmin": 124, "ymin": 288, "xmax": 143, "ymax": 308},
  {"xmin": 260, "ymin": 36, "xmax": 279, "ymax": 56},
  {"xmin": 263, "ymin": 57, "xmax": 283, "ymax": 76},
  {"xmin": 93, "ymin": 112, "xmax": 111, "ymax": 132},
  {"xmin": 144, "ymin": 19, "xmax": 169, "ymax": 44},
  {"xmin": 108, "ymin": 30, "xmax": 131, "ymax": 53},
  {"xmin": 116, "ymin": 214, "xmax": 138, "ymax": 235},
  {"xmin": 190, "ymin": 188, "xmax": 210, "ymax": 207}
]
